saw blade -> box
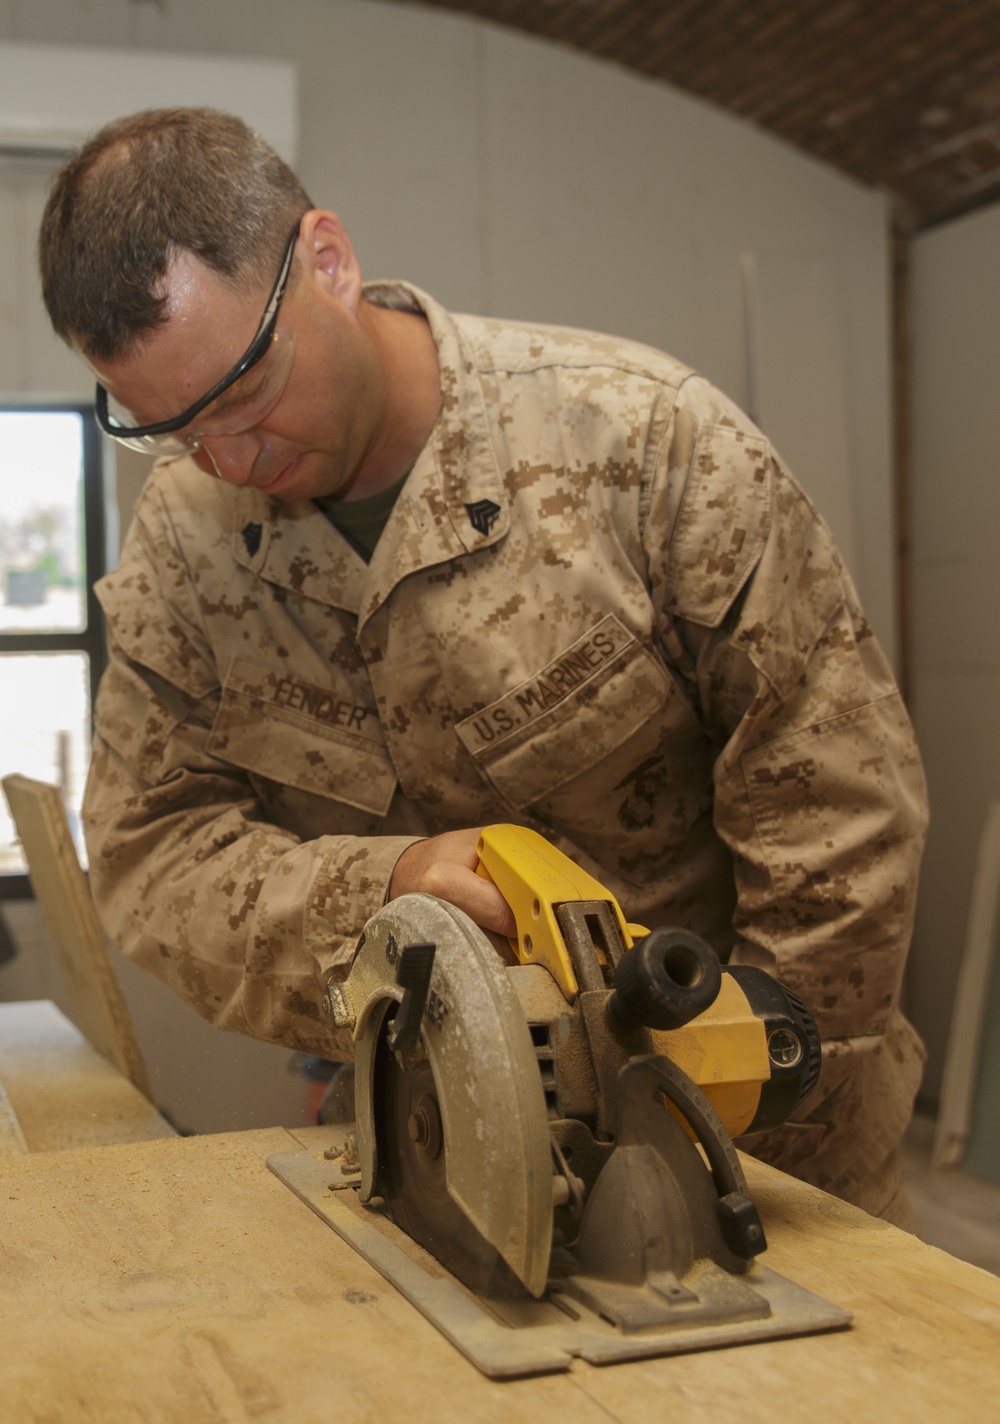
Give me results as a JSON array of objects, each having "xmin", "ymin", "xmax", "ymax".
[
  {"xmin": 375, "ymin": 1016, "xmax": 514, "ymax": 1296},
  {"xmin": 347, "ymin": 893, "xmax": 555, "ymax": 1297}
]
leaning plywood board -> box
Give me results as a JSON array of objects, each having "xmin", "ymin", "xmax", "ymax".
[
  {"xmin": 0, "ymin": 1073, "xmax": 27, "ymax": 1155},
  {"xmin": 965, "ymin": 908, "xmax": 1000, "ymax": 1185},
  {"xmin": 1, "ymin": 773, "xmax": 151, "ymax": 1096},
  {"xmin": 0, "ymin": 1126, "xmax": 998, "ymax": 1423},
  {"xmin": 0, "ymin": 1000, "xmax": 174, "ymax": 1152},
  {"xmin": 934, "ymin": 800, "xmax": 1000, "ymax": 1168}
]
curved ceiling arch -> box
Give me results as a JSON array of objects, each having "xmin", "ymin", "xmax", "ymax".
[{"xmin": 395, "ymin": 0, "xmax": 1000, "ymax": 228}]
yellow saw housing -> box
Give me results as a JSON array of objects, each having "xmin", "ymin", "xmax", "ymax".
[{"xmin": 477, "ymin": 824, "xmax": 778, "ymax": 1141}]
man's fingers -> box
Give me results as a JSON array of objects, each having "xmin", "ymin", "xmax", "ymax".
[
  {"xmin": 453, "ymin": 870, "xmax": 517, "ymax": 939},
  {"xmin": 389, "ymin": 829, "xmax": 518, "ymax": 942}
]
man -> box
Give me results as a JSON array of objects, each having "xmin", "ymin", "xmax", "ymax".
[{"xmin": 40, "ymin": 108, "xmax": 927, "ymax": 1225}]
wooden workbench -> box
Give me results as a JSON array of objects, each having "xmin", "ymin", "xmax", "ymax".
[
  {"xmin": 0, "ymin": 1000, "xmax": 174, "ymax": 1152},
  {"xmin": 1, "ymin": 1120, "xmax": 998, "ymax": 1423}
]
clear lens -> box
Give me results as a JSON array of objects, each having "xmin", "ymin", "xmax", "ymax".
[
  {"xmin": 104, "ymin": 326, "xmax": 297, "ymax": 456},
  {"xmin": 191, "ymin": 327, "xmax": 296, "ymax": 439},
  {"xmin": 107, "ymin": 429, "xmax": 193, "ymax": 455}
]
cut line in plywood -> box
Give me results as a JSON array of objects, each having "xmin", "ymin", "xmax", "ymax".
[{"xmin": 933, "ymin": 800, "xmax": 1000, "ymax": 1169}]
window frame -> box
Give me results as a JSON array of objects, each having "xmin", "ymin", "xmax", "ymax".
[{"xmin": 0, "ymin": 400, "xmax": 107, "ymax": 899}]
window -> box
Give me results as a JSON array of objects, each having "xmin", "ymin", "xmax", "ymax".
[{"xmin": 0, "ymin": 404, "xmax": 106, "ymax": 893}]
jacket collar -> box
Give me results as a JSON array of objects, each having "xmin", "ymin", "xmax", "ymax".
[{"xmin": 230, "ymin": 281, "xmax": 508, "ymax": 622}]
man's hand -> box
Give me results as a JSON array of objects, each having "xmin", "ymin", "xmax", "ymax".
[{"xmin": 389, "ymin": 828, "xmax": 517, "ymax": 939}]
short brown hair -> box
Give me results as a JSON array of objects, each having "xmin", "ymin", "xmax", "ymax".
[{"xmin": 39, "ymin": 107, "xmax": 313, "ymax": 359}]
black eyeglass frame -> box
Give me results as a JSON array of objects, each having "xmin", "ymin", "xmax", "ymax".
[{"xmin": 95, "ymin": 221, "xmax": 301, "ymax": 441}]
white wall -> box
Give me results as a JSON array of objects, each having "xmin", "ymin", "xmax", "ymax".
[
  {"xmin": 909, "ymin": 207, "xmax": 1000, "ymax": 1102},
  {"xmin": 0, "ymin": 0, "xmax": 899, "ymax": 1127},
  {"xmin": 0, "ymin": 41, "xmax": 296, "ymax": 158},
  {"xmin": 1, "ymin": 0, "xmax": 895, "ymax": 646}
]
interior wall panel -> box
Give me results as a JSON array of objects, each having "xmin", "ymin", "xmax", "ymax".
[
  {"xmin": 0, "ymin": 165, "xmax": 89, "ymax": 396},
  {"xmin": 755, "ymin": 253, "xmax": 858, "ymax": 576},
  {"xmin": 909, "ymin": 205, "xmax": 1000, "ymax": 1103}
]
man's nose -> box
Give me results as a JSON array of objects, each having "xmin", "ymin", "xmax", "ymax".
[{"xmin": 198, "ymin": 432, "xmax": 263, "ymax": 485}]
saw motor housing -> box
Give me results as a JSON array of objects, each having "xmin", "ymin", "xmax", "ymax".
[{"xmin": 474, "ymin": 824, "xmax": 820, "ymax": 1145}]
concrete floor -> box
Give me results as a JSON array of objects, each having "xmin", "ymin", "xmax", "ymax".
[{"xmin": 901, "ymin": 1114, "xmax": 1000, "ymax": 1276}]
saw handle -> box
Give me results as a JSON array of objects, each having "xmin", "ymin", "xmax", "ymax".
[{"xmin": 608, "ymin": 927, "xmax": 722, "ymax": 1031}]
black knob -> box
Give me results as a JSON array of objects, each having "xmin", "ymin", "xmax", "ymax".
[{"xmin": 608, "ymin": 927, "xmax": 722, "ymax": 1031}]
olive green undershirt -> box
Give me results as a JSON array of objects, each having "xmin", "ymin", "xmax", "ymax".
[{"xmin": 314, "ymin": 467, "xmax": 412, "ymax": 563}]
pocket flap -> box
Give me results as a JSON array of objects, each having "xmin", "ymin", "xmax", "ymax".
[
  {"xmin": 455, "ymin": 616, "xmax": 671, "ymax": 809},
  {"xmin": 207, "ymin": 658, "xmax": 397, "ymax": 817}
]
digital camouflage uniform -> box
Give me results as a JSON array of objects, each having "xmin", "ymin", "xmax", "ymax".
[{"xmin": 85, "ymin": 283, "xmax": 928, "ymax": 1224}]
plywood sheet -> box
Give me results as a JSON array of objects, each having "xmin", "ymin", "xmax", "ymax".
[
  {"xmin": 966, "ymin": 908, "xmax": 1000, "ymax": 1185},
  {"xmin": 935, "ymin": 800, "xmax": 1000, "ymax": 1168},
  {"xmin": 0, "ymin": 1124, "xmax": 998, "ymax": 1423},
  {"xmin": 0, "ymin": 1000, "xmax": 174, "ymax": 1152}
]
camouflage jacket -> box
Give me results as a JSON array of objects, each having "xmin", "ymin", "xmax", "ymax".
[{"xmin": 86, "ymin": 283, "xmax": 928, "ymax": 1203}]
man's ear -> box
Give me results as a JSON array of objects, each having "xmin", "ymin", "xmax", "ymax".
[{"xmin": 297, "ymin": 210, "xmax": 363, "ymax": 313}]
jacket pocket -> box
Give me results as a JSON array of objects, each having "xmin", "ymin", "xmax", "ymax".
[
  {"xmin": 455, "ymin": 616, "xmax": 713, "ymax": 885},
  {"xmin": 454, "ymin": 616, "xmax": 666, "ymax": 805},
  {"xmin": 207, "ymin": 657, "xmax": 398, "ymax": 817}
]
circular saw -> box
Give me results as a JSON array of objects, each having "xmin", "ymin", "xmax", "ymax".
[{"xmin": 323, "ymin": 824, "xmax": 826, "ymax": 1338}]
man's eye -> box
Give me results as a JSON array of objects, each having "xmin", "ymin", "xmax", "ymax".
[
  {"xmin": 213, "ymin": 374, "xmax": 266, "ymax": 416},
  {"xmin": 231, "ymin": 372, "xmax": 266, "ymax": 403}
]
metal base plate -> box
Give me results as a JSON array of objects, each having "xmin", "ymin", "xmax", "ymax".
[{"xmin": 268, "ymin": 1147, "xmax": 852, "ymax": 1379}]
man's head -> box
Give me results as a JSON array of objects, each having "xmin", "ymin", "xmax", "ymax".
[
  {"xmin": 39, "ymin": 106, "xmax": 313, "ymax": 361},
  {"xmin": 39, "ymin": 107, "xmax": 439, "ymax": 504},
  {"xmin": 37, "ymin": 107, "xmax": 399, "ymax": 502}
]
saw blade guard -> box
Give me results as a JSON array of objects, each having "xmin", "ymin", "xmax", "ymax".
[{"xmin": 339, "ymin": 893, "xmax": 554, "ymax": 1298}]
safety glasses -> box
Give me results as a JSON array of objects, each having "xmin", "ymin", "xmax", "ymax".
[{"xmin": 95, "ymin": 222, "xmax": 300, "ymax": 455}]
